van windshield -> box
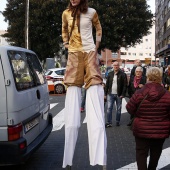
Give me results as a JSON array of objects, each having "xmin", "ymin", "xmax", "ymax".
[{"xmin": 8, "ymin": 50, "xmax": 45, "ymax": 91}]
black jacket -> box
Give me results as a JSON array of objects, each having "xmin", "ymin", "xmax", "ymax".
[
  {"xmin": 105, "ymin": 70, "xmax": 127, "ymax": 97},
  {"xmin": 128, "ymin": 75, "xmax": 146, "ymax": 98}
]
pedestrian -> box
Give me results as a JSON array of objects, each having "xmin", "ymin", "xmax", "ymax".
[
  {"xmin": 127, "ymin": 66, "xmax": 146, "ymax": 126},
  {"xmin": 130, "ymin": 59, "xmax": 146, "ymax": 79},
  {"xmin": 126, "ymin": 67, "xmax": 170, "ymax": 170},
  {"xmin": 80, "ymin": 86, "xmax": 86, "ymax": 112},
  {"xmin": 62, "ymin": 0, "xmax": 107, "ymax": 169},
  {"xmin": 105, "ymin": 61, "xmax": 127, "ymax": 127},
  {"xmin": 163, "ymin": 65, "xmax": 170, "ymax": 92}
]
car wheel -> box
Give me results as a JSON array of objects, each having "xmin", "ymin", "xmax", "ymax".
[{"xmin": 55, "ymin": 84, "xmax": 64, "ymax": 94}]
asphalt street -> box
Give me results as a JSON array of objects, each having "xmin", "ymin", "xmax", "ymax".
[{"xmin": 1, "ymin": 94, "xmax": 170, "ymax": 170}]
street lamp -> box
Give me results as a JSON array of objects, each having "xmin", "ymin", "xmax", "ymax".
[{"xmin": 25, "ymin": 0, "xmax": 29, "ymax": 49}]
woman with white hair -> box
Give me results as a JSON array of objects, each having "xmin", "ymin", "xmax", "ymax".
[
  {"xmin": 127, "ymin": 66, "xmax": 146, "ymax": 126},
  {"xmin": 126, "ymin": 67, "xmax": 170, "ymax": 170},
  {"xmin": 128, "ymin": 66, "xmax": 146, "ymax": 98}
]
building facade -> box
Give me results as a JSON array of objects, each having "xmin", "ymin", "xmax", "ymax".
[
  {"xmin": 120, "ymin": 23, "xmax": 155, "ymax": 68},
  {"xmin": 100, "ymin": 24, "xmax": 155, "ymax": 69},
  {"xmin": 155, "ymin": 0, "xmax": 170, "ymax": 66}
]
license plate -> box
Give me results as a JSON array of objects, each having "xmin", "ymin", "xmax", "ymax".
[{"xmin": 24, "ymin": 117, "xmax": 39, "ymax": 133}]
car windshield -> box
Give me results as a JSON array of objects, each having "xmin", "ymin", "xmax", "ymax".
[
  {"xmin": 55, "ymin": 69, "xmax": 65, "ymax": 76},
  {"xmin": 45, "ymin": 70, "xmax": 52, "ymax": 76}
]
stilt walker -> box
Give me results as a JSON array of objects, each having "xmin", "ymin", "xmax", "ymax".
[{"xmin": 62, "ymin": 0, "xmax": 107, "ymax": 169}]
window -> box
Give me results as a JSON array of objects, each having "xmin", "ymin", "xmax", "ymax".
[
  {"xmin": 139, "ymin": 53, "xmax": 143, "ymax": 56},
  {"xmin": 26, "ymin": 52, "xmax": 45, "ymax": 85},
  {"xmin": 132, "ymin": 53, "xmax": 136, "ymax": 56},
  {"xmin": 8, "ymin": 50, "xmax": 45, "ymax": 91},
  {"xmin": 55, "ymin": 69, "xmax": 65, "ymax": 76},
  {"xmin": 120, "ymin": 52, "xmax": 127, "ymax": 55}
]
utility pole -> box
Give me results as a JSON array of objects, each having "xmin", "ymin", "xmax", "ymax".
[{"xmin": 25, "ymin": 0, "xmax": 29, "ymax": 49}]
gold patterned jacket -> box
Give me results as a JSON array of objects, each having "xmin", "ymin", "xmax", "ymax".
[{"xmin": 62, "ymin": 8, "xmax": 102, "ymax": 53}]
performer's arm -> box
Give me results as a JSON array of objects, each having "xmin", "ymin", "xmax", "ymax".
[
  {"xmin": 62, "ymin": 11, "xmax": 69, "ymax": 45},
  {"xmin": 92, "ymin": 11, "xmax": 102, "ymax": 49}
]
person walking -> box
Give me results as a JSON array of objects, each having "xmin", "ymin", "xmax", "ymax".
[
  {"xmin": 105, "ymin": 61, "xmax": 127, "ymax": 127},
  {"xmin": 163, "ymin": 65, "xmax": 170, "ymax": 92},
  {"xmin": 62, "ymin": 0, "xmax": 107, "ymax": 169},
  {"xmin": 126, "ymin": 67, "xmax": 170, "ymax": 170},
  {"xmin": 80, "ymin": 86, "xmax": 86, "ymax": 112},
  {"xmin": 127, "ymin": 66, "xmax": 146, "ymax": 126}
]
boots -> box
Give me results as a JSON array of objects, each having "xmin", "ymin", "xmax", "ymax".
[{"xmin": 66, "ymin": 165, "xmax": 71, "ymax": 170}]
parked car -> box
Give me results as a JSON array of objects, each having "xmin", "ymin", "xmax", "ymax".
[
  {"xmin": 45, "ymin": 68, "xmax": 67, "ymax": 94},
  {"xmin": 45, "ymin": 68, "xmax": 66, "ymax": 80},
  {"xmin": 0, "ymin": 46, "xmax": 52, "ymax": 165}
]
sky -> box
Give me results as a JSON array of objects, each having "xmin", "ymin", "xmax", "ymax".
[{"xmin": 0, "ymin": 0, "xmax": 155, "ymax": 30}]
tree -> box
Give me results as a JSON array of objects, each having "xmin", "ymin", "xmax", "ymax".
[
  {"xmin": 2, "ymin": 0, "xmax": 153, "ymax": 60},
  {"xmin": 89, "ymin": 0, "xmax": 154, "ymax": 52},
  {"xmin": 2, "ymin": 0, "xmax": 68, "ymax": 61}
]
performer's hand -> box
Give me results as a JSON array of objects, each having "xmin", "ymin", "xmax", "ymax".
[
  {"xmin": 138, "ymin": 84, "xmax": 144, "ymax": 88},
  {"xmin": 64, "ymin": 44, "xmax": 69, "ymax": 49},
  {"xmin": 120, "ymin": 96, "xmax": 124, "ymax": 98},
  {"xmin": 104, "ymin": 96, "xmax": 107, "ymax": 100}
]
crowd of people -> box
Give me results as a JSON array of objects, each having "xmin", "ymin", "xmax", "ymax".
[
  {"xmin": 104, "ymin": 59, "xmax": 170, "ymax": 170},
  {"xmin": 79, "ymin": 59, "xmax": 170, "ymax": 170}
]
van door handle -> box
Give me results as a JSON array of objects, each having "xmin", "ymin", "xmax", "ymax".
[{"xmin": 36, "ymin": 90, "xmax": 41, "ymax": 99}]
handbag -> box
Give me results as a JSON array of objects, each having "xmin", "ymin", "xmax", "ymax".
[{"xmin": 130, "ymin": 94, "xmax": 148, "ymax": 130}]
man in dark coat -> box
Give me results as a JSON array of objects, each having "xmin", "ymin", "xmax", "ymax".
[{"xmin": 105, "ymin": 61, "xmax": 127, "ymax": 127}]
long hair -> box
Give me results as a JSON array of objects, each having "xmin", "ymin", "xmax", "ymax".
[
  {"xmin": 67, "ymin": 0, "xmax": 88, "ymax": 33},
  {"xmin": 68, "ymin": 0, "xmax": 88, "ymax": 13}
]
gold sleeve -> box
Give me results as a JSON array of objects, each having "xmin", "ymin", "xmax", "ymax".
[
  {"xmin": 62, "ymin": 10, "xmax": 69, "ymax": 43},
  {"xmin": 92, "ymin": 11, "xmax": 102, "ymax": 42}
]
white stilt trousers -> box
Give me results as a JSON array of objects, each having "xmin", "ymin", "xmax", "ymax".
[{"xmin": 62, "ymin": 85, "xmax": 107, "ymax": 168}]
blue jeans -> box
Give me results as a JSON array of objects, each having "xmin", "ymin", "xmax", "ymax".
[
  {"xmin": 81, "ymin": 88, "xmax": 86, "ymax": 108},
  {"xmin": 106, "ymin": 94, "xmax": 122, "ymax": 124}
]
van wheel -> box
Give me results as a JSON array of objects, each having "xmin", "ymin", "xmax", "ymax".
[{"xmin": 55, "ymin": 84, "xmax": 64, "ymax": 94}]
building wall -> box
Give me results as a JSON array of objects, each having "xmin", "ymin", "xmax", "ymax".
[
  {"xmin": 0, "ymin": 30, "xmax": 9, "ymax": 46},
  {"xmin": 100, "ymin": 24, "xmax": 155, "ymax": 68},
  {"xmin": 155, "ymin": 0, "xmax": 170, "ymax": 66},
  {"xmin": 120, "ymin": 24, "xmax": 155, "ymax": 67}
]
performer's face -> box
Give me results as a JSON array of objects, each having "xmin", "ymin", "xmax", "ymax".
[{"xmin": 70, "ymin": 0, "xmax": 81, "ymax": 6}]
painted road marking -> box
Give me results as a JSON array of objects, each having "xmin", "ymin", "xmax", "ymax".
[
  {"xmin": 50, "ymin": 103, "xmax": 65, "ymax": 131},
  {"xmin": 50, "ymin": 103, "xmax": 58, "ymax": 109}
]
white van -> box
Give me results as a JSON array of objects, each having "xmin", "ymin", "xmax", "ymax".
[{"xmin": 0, "ymin": 46, "xmax": 53, "ymax": 165}]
